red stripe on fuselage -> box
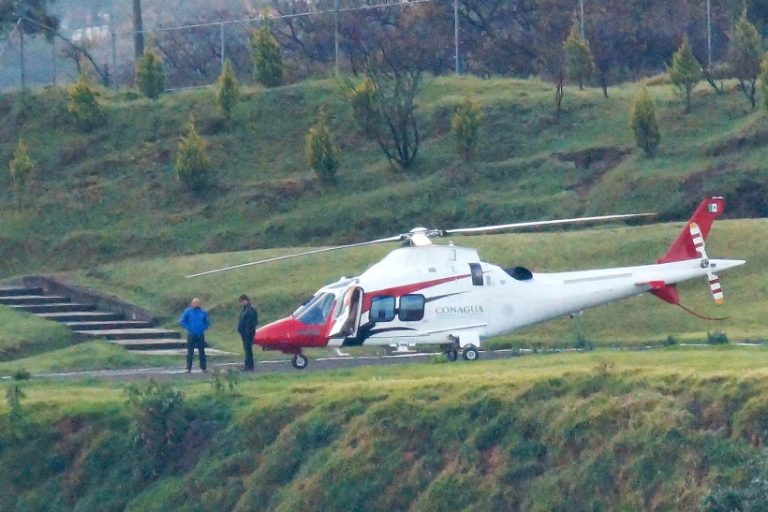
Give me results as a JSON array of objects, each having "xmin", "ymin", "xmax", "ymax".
[{"xmin": 362, "ymin": 274, "xmax": 471, "ymax": 312}]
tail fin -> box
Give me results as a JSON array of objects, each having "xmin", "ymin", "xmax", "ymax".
[{"xmin": 657, "ymin": 197, "xmax": 725, "ymax": 264}]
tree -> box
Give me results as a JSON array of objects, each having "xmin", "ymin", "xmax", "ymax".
[
  {"xmin": 563, "ymin": 22, "xmax": 594, "ymax": 90},
  {"xmin": 67, "ymin": 71, "xmax": 103, "ymax": 131},
  {"xmin": 9, "ymin": 139, "xmax": 35, "ymax": 209},
  {"xmin": 136, "ymin": 44, "xmax": 165, "ymax": 99},
  {"xmin": 175, "ymin": 120, "xmax": 211, "ymax": 193},
  {"xmin": 452, "ymin": 96, "xmax": 483, "ymax": 162},
  {"xmin": 250, "ymin": 17, "xmax": 283, "ymax": 87},
  {"xmin": 306, "ymin": 110, "xmax": 341, "ymax": 185},
  {"xmin": 216, "ymin": 59, "xmax": 239, "ymax": 121},
  {"xmin": 669, "ymin": 37, "xmax": 702, "ymax": 112},
  {"xmin": 728, "ymin": 12, "xmax": 763, "ymax": 108},
  {"xmin": 0, "ymin": 0, "xmax": 58, "ymax": 90},
  {"xmin": 630, "ymin": 88, "xmax": 661, "ymax": 156}
]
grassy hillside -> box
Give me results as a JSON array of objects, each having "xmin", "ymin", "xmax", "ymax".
[
  {"xmin": 1, "ymin": 76, "xmax": 767, "ymax": 278},
  {"xmin": 2, "ymin": 349, "xmax": 768, "ymax": 511},
  {"xmin": 49, "ymin": 218, "xmax": 761, "ymax": 357}
]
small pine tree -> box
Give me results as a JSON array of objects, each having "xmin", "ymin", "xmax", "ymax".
[
  {"xmin": 563, "ymin": 22, "xmax": 594, "ymax": 90},
  {"xmin": 67, "ymin": 72, "xmax": 103, "ymax": 131},
  {"xmin": 175, "ymin": 120, "xmax": 211, "ymax": 193},
  {"xmin": 728, "ymin": 12, "xmax": 763, "ymax": 108},
  {"xmin": 452, "ymin": 96, "xmax": 483, "ymax": 162},
  {"xmin": 758, "ymin": 53, "xmax": 768, "ymax": 111},
  {"xmin": 216, "ymin": 59, "xmax": 239, "ymax": 121},
  {"xmin": 250, "ymin": 17, "xmax": 283, "ymax": 88},
  {"xmin": 9, "ymin": 139, "xmax": 35, "ymax": 209},
  {"xmin": 135, "ymin": 45, "xmax": 165, "ymax": 99},
  {"xmin": 306, "ymin": 111, "xmax": 341, "ymax": 185},
  {"xmin": 630, "ymin": 88, "xmax": 661, "ymax": 156},
  {"xmin": 669, "ymin": 37, "xmax": 702, "ymax": 112}
]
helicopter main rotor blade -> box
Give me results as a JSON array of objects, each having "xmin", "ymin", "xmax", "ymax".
[
  {"xmin": 442, "ymin": 212, "xmax": 656, "ymax": 236},
  {"xmin": 185, "ymin": 234, "xmax": 405, "ymax": 278}
]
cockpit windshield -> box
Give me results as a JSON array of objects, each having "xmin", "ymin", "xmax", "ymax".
[{"xmin": 295, "ymin": 293, "xmax": 336, "ymax": 325}]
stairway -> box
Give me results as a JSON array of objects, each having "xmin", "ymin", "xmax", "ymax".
[{"xmin": 0, "ymin": 286, "xmax": 186, "ymax": 351}]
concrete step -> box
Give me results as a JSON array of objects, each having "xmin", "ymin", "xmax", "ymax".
[
  {"xmin": 137, "ymin": 348, "xmax": 233, "ymax": 356},
  {"xmin": 64, "ymin": 320, "xmax": 153, "ymax": 331},
  {"xmin": 108, "ymin": 338, "xmax": 188, "ymax": 350},
  {"xmin": 0, "ymin": 286, "xmax": 43, "ymax": 297},
  {"xmin": 0, "ymin": 295, "xmax": 71, "ymax": 306},
  {"xmin": 9, "ymin": 303, "xmax": 96, "ymax": 314},
  {"xmin": 39, "ymin": 311, "xmax": 124, "ymax": 322},
  {"xmin": 74, "ymin": 328, "xmax": 181, "ymax": 340}
]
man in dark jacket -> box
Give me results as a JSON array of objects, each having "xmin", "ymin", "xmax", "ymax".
[
  {"xmin": 237, "ymin": 294, "xmax": 258, "ymax": 371},
  {"xmin": 179, "ymin": 297, "xmax": 210, "ymax": 373}
]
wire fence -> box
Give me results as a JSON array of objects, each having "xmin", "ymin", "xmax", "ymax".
[{"xmin": 0, "ymin": 0, "xmax": 441, "ymax": 92}]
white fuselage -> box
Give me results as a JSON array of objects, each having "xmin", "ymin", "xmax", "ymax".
[{"xmin": 322, "ymin": 245, "xmax": 744, "ymax": 348}]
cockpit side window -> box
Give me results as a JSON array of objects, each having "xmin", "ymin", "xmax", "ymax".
[
  {"xmin": 469, "ymin": 263, "xmax": 484, "ymax": 286},
  {"xmin": 296, "ymin": 293, "xmax": 336, "ymax": 325},
  {"xmin": 398, "ymin": 294, "xmax": 425, "ymax": 321},
  {"xmin": 370, "ymin": 296, "xmax": 396, "ymax": 322}
]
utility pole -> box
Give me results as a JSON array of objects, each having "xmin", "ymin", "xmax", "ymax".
[
  {"xmin": 220, "ymin": 21, "xmax": 225, "ymax": 75},
  {"xmin": 132, "ymin": 0, "xmax": 144, "ymax": 61},
  {"xmin": 454, "ymin": 0, "xmax": 459, "ymax": 74},
  {"xmin": 334, "ymin": 0, "xmax": 340, "ymax": 77},
  {"xmin": 109, "ymin": 0, "xmax": 117, "ymax": 84},
  {"xmin": 19, "ymin": 21, "xmax": 25, "ymax": 91},
  {"xmin": 579, "ymin": 0, "xmax": 585, "ymax": 38},
  {"xmin": 706, "ymin": 0, "xmax": 712, "ymax": 71}
]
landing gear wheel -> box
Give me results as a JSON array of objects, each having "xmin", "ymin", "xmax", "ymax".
[
  {"xmin": 291, "ymin": 353, "xmax": 308, "ymax": 370},
  {"xmin": 445, "ymin": 347, "xmax": 458, "ymax": 362},
  {"xmin": 462, "ymin": 346, "xmax": 479, "ymax": 361}
]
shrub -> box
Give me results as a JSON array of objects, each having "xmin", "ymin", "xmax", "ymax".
[
  {"xmin": 728, "ymin": 12, "xmax": 763, "ymax": 108},
  {"xmin": 707, "ymin": 330, "xmax": 729, "ymax": 345},
  {"xmin": 759, "ymin": 54, "xmax": 768, "ymax": 111},
  {"xmin": 175, "ymin": 120, "xmax": 211, "ymax": 193},
  {"xmin": 663, "ymin": 335, "xmax": 679, "ymax": 346},
  {"xmin": 305, "ymin": 110, "xmax": 340, "ymax": 184},
  {"xmin": 250, "ymin": 17, "xmax": 283, "ymax": 87},
  {"xmin": 9, "ymin": 138, "xmax": 35, "ymax": 209},
  {"xmin": 67, "ymin": 72, "xmax": 103, "ymax": 131},
  {"xmin": 216, "ymin": 59, "xmax": 239, "ymax": 121},
  {"xmin": 630, "ymin": 87, "xmax": 660, "ymax": 155},
  {"xmin": 452, "ymin": 96, "xmax": 483, "ymax": 162},
  {"xmin": 5, "ymin": 384, "xmax": 27, "ymax": 439},
  {"xmin": 12, "ymin": 368, "xmax": 31, "ymax": 380},
  {"xmin": 135, "ymin": 45, "xmax": 165, "ymax": 99},
  {"xmin": 124, "ymin": 380, "xmax": 188, "ymax": 476}
]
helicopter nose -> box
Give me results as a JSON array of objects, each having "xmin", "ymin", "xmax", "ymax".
[{"xmin": 254, "ymin": 318, "xmax": 293, "ymax": 347}]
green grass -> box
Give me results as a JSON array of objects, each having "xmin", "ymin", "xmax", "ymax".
[
  {"xmin": 1, "ymin": 76, "xmax": 767, "ymax": 280},
  {"xmin": 0, "ymin": 306, "xmax": 79, "ymax": 360},
  {"xmin": 2, "ymin": 347, "xmax": 768, "ymax": 510}
]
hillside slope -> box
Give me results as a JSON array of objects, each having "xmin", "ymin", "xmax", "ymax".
[
  {"xmin": 1, "ymin": 77, "xmax": 768, "ymax": 278},
  {"xmin": 2, "ymin": 351, "xmax": 768, "ymax": 511}
]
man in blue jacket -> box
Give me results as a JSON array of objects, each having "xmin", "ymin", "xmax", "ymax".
[{"xmin": 179, "ymin": 297, "xmax": 210, "ymax": 373}]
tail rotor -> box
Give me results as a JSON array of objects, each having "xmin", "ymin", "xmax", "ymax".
[{"xmin": 691, "ymin": 222, "xmax": 724, "ymax": 305}]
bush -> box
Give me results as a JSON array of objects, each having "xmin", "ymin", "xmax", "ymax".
[
  {"xmin": 8, "ymin": 138, "xmax": 35, "ymax": 209},
  {"xmin": 630, "ymin": 87, "xmax": 660, "ymax": 155},
  {"xmin": 452, "ymin": 96, "xmax": 483, "ymax": 162},
  {"xmin": 216, "ymin": 59, "xmax": 239, "ymax": 121},
  {"xmin": 663, "ymin": 335, "xmax": 679, "ymax": 346},
  {"xmin": 707, "ymin": 330, "xmax": 729, "ymax": 345},
  {"xmin": 175, "ymin": 120, "xmax": 211, "ymax": 193},
  {"xmin": 67, "ymin": 73, "xmax": 103, "ymax": 131},
  {"xmin": 759, "ymin": 54, "xmax": 768, "ymax": 111},
  {"xmin": 135, "ymin": 45, "xmax": 166, "ymax": 99},
  {"xmin": 250, "ymin": 18, "xmax": 283, "ymax": 87},
  {"xmin": 305, "ymin": 110, "xmax": 340, "ymax": 184},
  {"xmin": 563, "ymin": 22, "xmax": 594, "ymax": 89},
  {"xmin": 12, "ymin": 368, "xmax": 31, "ymax": 380},
  {"xmin": 124, "ymin": 380, "xmax": 188, "ymax": 476}
]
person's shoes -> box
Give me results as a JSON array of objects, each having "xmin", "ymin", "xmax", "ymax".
[
  {"xmin": 201, "ymin": 368, "xmax": 207, "ymax": 373},
  {"xmin": 186, "ymin": 368, "xmax": 191, "ymax": 373}
]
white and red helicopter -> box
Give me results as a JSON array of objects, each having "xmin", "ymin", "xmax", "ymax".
[{"xmin": 190, "ymin": 197, "xmax": 744, "ymax": 369}]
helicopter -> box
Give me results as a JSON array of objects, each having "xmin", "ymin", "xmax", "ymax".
[{"xmin": 189, "ymin": 197, "xmax": 744, "ymax": 369}]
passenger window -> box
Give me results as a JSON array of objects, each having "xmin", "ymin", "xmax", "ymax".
[
  {"xmin": 370, "ymin": 296, "xmax": 396, "ymax": 322},
  {"xmin": 469, "ymin": 263, "xmax": 484, "ymax": 286},
  {"xmin": 398, "ymin": 294, "xmax": 425, "ymax": 322}
]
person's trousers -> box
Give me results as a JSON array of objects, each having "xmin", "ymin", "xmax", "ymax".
[
  {"xmin": 187, "ymin": 333, "xmax": 207, "ymax": 370},
  {"xmin": 241, "ymin": 333, "xmax": 254, "ymax": 370}
]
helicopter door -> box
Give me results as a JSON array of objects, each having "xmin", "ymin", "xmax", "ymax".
[{"xmin": 328, "ymin": 286, "xmax": 363, "ymax": 339}]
